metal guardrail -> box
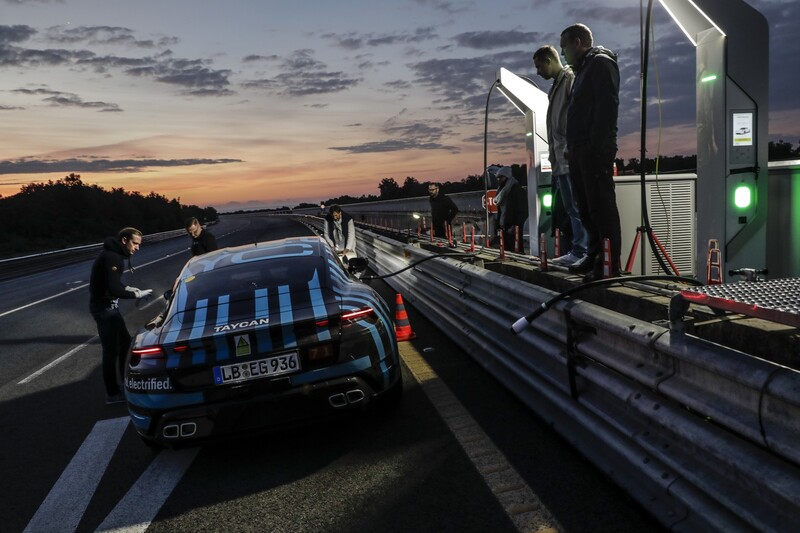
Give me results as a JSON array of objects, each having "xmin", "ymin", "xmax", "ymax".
[
  {"xmin": 0, "ymin": 229, "xmax": 186, "ymax": 282},
  {"xmin": 347, "ymin": 226, "xmax": 800, "ymax": 532}
]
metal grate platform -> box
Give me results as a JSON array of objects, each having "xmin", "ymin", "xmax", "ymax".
[{"xmin": 681, "ymin": 278, "xmax": 800, "ymax": 328}]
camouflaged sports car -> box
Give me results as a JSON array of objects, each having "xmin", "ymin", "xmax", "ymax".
[{"xmin": 125, "ymin": 236, "xmax": 402, "ymax": 447}]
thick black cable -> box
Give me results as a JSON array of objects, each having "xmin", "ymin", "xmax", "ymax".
[
  {"xmin": 510, "ymin": 274, "xmax": 701, "ymax": 333},
  {"xmin": 640, "ymin": 0, "xmax": 674, "ymax": 276}
]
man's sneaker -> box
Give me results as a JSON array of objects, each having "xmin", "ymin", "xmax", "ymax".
[
  {"xmin": 551, "ymin": 252, "xmax": 582, "ymax": 266},
  {"xmin": 568, "ymin": 254, "xmax": 595, "ymax": 274},
  {"xmin": 105, "ymin": 392, "xmax": 126, "ymax": 405}
]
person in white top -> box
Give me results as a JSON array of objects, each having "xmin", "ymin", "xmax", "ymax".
[{"xmin": 323, "ymin": 204, "xmax": 357, "ymax": 261}]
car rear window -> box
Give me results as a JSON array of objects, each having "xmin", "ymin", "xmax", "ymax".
[{"xmin": 177, "ymin": 255, "xmax": 327, "ymax": 312}]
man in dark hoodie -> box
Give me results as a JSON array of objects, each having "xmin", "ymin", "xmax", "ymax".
[
  {"xmin": 560, "ymin": 23, "xmax": 622, "ymax": 281},
  {"xmin": 89, "ymin": 227, "xmax": 152, "ymax": 404},
  {"xmin": 428, "ymin": 182, "xmax": 459, "ymax": 239}
]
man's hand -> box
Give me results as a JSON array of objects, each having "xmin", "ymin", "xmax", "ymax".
[{"xmin": 125, "ymin": 286, "xmax": 153, "ymax": 299}]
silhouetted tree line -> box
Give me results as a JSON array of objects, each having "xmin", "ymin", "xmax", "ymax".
[
  {"xmin": 318, "ymin": 164, "xmax": 527, "ymax": 207},
  {"xmin": 317, "ymin": 140, "xmax": 799, "ymax": 207},
  {"xmin": 0, "ymin": 173, "xmax": 217, "ymax": 258}
]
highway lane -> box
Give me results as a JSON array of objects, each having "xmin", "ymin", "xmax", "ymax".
[{"xmin": 1, "ymin": 214, "xmax": 662, "ymax": 532}]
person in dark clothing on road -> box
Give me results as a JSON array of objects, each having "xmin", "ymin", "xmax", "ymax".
[
  {"xmin": 560, "ymin": 23, "xmax": 622, "ymax": 281},
  {"xmin": 186, "ymin": 217, "xmax": 218, "ymax": 256},
  {"xmin": 89, "ymin": 227, "xmax": 152, "ymax": 404},
  {"xmin": 428, "ymin": 182, "xmax": 459, "ymax": 238}
]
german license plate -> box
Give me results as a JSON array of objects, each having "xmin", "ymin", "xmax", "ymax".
[{"xmin": 212, "ymin": 352, "xmax": 300, "ymax": 385}]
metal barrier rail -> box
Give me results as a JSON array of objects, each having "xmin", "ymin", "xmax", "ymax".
[
  {"xmin": 352, "ymin": 227, "xmax": 800, "ymax": 532},
  {"xmin": 0, "ymin": 228, "xmax": 186, "ymax": 282}
]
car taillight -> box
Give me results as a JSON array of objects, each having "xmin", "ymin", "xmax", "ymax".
[
  {"xmin": 131, "ymin": 346, "xmax": 165, "ymax": 359},
  {"xmin": 342, "ymin": 307, "xmax": 374, "ymax": 321}
]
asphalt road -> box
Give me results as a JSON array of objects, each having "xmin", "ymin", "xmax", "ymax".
[{"xmin": 0, "ymin": 214, "xmax": 662, "ymax": 533}]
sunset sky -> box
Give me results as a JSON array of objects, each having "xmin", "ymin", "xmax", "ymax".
[{"xmin": 1, "ymin": 0, "xmax": 798, "ymax": 211}]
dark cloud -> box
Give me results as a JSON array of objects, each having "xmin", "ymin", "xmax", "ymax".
[
  {"xmin": 0, "ymin": 24, "xmax": 232, "ymax": 96},
  {"xmin": 0, "ymin": 24, "xmax": 36, "ymax": 43},
  {"xmin": 0, "ymin": 157, "xmax": 243, "ymax": 175},
  {"xmin": 242, "ymin": 54, "xmax": 280, "ymax": 62},
  {"xmin": 385, "ymin": 79, "xmax": 412, "ymax": 90},
  {"xmin": 408, "ymin": 50, "xmax": 530, "ymax": 108},
  {"xmin": 241, "ymin": 49, "xmax": 360, "ymax": 96},
  {"xmin": 329, "ymin": 112, "xmax": 460, "ymax": 154},
  {"xmin": 329, "ymin": 138, "xmax": 458, "ymax": 154},
  {"xmin": 322, "ymin": 27, "xmax": 438, "ymax": 50},
  {"xmin": 453, "ymin": 30, "xmax": 550, "ymax": 51},
  {"xmin": 127, "ymin": 57, "xmax": 232, "ymax": 95},
  {"xmin": 44, "ymin": 25, "xmax": 177, "ymax": 49},
  {"xmin": 13, "ymin": 87, "xmax": 121, "ymax": 112},
  {"xmin": 412, "ymin": 0, "xmax": 469, "ymax": 16},
  {"xmin": 0, "ymin": 105, "xmax": 23, "ymax": 110}
]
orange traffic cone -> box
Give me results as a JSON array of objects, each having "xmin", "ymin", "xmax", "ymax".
[{"xmin": 394, "ymin": 293, "xmax": 416, "ymax": 341}]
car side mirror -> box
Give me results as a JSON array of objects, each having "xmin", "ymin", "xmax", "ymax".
[
  {"xmin": 163, "ymin": 289, "xmax": 173, "ymax": 301},
  {"xmin": 347, "ymin": 257, "xmax": 369, "ymax": 275}
]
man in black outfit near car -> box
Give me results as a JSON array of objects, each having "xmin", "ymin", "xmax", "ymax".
[
  {"xmin": 89, "ymin": 227, "xmax": 152, "ymax": 404},
  {"xmin": 186, "ymin": 217, "xmax": 218, "ymax": 256},
  {"xmin": 560, "ymin": 23, "xmax": 622, "ymax": 281}
]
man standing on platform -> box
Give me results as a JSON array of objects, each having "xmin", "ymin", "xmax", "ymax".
[
  {"xmin": 560, "ymin": 23, "xmax": 622, "ymax": 281},
  {"xmin": 533, "ymin": 44, "xmax": 588, "ymax": 267}
]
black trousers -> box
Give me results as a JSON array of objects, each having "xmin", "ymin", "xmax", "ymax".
[
  {"xmin": 91, "ymin": 303, "xmax": 131, "ymax": 396},
  {"xmin": 569, "ymin": 144, "xmax": 622, "ymax": 270}
]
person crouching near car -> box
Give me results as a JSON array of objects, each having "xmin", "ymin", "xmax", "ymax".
[
  {"xmin": 185, "ymin": 216, "xmax": 218, "ymax": 257},
  {"xmin": 89, "ymin": 227, "xmax": 153, "ymax": 405},
  {"xmin": 323, "ymin": 204, "xmax": 357, "ymax": 261}
]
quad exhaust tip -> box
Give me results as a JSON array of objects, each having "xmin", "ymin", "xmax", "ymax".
[
  {"xmin": 163, "ymin": 422, "xmax": 197, "ymax": 439},
  {"xmin": 329, "ymin": 388, "xmax": 365, "ymax": 408}
]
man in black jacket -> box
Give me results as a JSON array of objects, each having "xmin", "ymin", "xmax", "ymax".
[
  {"xmin": 89, "ymin": 227, "xmax": 152, "ymax": 404},
  {"xmin": 186, "ymin": 217, "xmax": 218, "ymax": 256},
  {"xmin": 428, "ymin": 182, "xmax": 459, "ymax": 238},
  {"xmin": 560, "ymin": 23, "xmax": 622, "ymax": 281}
]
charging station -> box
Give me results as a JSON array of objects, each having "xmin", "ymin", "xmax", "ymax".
[{"xmin": 658, "ymin": 0, "xmax": 769, "ymax": 280}]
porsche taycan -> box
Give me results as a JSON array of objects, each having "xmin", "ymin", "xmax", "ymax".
[{"xmin": 125, "ymin": 236, "xmax": 402, "ymax": 447}]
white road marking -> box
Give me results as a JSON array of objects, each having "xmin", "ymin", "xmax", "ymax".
[
  {"xmin": 0, "ymin": 283, "xmax": 88, "ymax": 318},
  {"xmin": 17, "ymin": 336, "xmax": 98, "ymax": 385},
  {"xmin": 0, "ymin": 250, "xmax": 179, "ymax": 319},
  {"xmin": 399, "ymin": 343, "xmax": 562, "ymax": 533},
  {"xmin": 23, "ymin": 417, "xmax": 130, "ymax": 533},
  {"xmin": 96, "ymin": 448, "xmax": 199, "ymax": 533}
]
